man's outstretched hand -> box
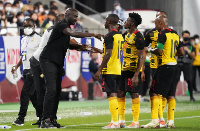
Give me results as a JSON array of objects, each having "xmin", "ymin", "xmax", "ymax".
[{"xmin": 93, "ymin": 34, "xmax": 102, "ymax": 41}]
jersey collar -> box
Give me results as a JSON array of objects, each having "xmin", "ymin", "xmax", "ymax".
[
  {"xmin": 164, "ymin": 28, "xmax": 172, "ymax": 31},
  {"xmin": 134, "ymin": 29, "xmax": 139, "ymax": 34},
  {"xmin": 110, "ymin": 29, "xmax": 118, "ymax": 32}
]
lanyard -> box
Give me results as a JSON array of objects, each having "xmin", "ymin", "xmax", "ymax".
[{"xmin": 24, "ymin": 36, "xmax": 31, "ymax": 51}]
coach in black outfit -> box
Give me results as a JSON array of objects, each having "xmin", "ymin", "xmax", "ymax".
[{"xmin": 39, "ymin": 8, "xmax": 101, "ymax": 128}]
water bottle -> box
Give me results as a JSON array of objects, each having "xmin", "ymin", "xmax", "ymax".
[
  {"xmin": 0, "ymin": 125, "xmax": 11, "ymax": 129},
  {"xmin": 12, "ymin": 67, "xmax": 18, "ymax": 79},
  {"xmin": 78, "ymin": 92, "xmax": 83, "ymax": 101},
  {"xmin": 69, "ymin": 91, "xmax": 72, "ymax": 101}
]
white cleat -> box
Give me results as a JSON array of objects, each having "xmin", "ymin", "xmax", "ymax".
[
  {"xmin": 141, "ymin": 120, "xmax": 160, "ymax": 129},
  {"xmin": 119, "ymin": 122, "xmax": 126, "ymax": 128},
  {"xmin": 110, "ymin": 123, "xmax": 120, "ymax": 129},
  {"xmin": 125, "ymin": 122, "xmax": 140, "ymax": 128},
  {"xmin": 160, "ymin": 119, "xmax": 166, "ymax": 128},
  {"xmin": 166, "ymin": 120, "xmax": 175, "ymax": 129},
  {"xmin": 102, "ymin": 123, "xmax": 113, "ymax": 129}
]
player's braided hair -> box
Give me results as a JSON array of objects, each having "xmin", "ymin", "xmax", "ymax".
[{"xmin": 129, "ymin": 12, "xmax": 142, "ymax": 26}]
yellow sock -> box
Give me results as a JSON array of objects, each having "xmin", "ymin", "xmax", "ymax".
[
  {"xmin": 132, "ymin": 97, "xmax": 140, "ymax": 122},
  {"xmin": 151, "ymin": 95, "xmax": 159, "ymax": 119},
  {"xmin": 167, "ymin": 98, "xmax": 176, "ymax": 120},
  {"xmin": 108, "ymin": 97, "xmax": 118, "ymax": 122},
  {"xmin": 118, "ymin": 97, "xmax": 126, "ymax": 121},
  {"xmin": 162, "ymin": 97, "xmax": 167, "ymax": 112},
  {"xmin": 158, "ymin": 95, "xmax": 163, "ymax": 118}
]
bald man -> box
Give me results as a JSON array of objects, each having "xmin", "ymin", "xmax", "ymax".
[
  {"xmin": 141, "ymin": 15, "xmax": 184, "ymax": 129},
  {"xmin": 143, "ymin": 11, "xmax": 168, "ymax": 127},
  {"xmin": 40, "ymin": 8, "xmax": 102, "ymax": 128}
]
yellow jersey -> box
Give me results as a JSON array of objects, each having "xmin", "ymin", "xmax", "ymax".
[
  {"xmin": 122, "ymin": 30, "xmax": 145, "ymax": 72},
  {"xmin": 102, "ymin": 29, "xmax": 124, "ymax": 75},
  {"xmin": 157, "ymin": 28, "xmax": 181, "ymax": 67},
  {"xmin": 193, "ymin": 43, "xmax": 200, "ymax": 66},
  {"xmin": 145, "ymin": 28, "xmax": 159, "ymax": 68}
]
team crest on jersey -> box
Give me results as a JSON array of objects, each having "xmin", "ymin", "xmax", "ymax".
[
  {"xmin": 31, "ymin": 38, "xmax": 35, "ymax": 41},
  {"xmin": 149, "ymin": 32, "xmax": 154, "ymax": 37}
]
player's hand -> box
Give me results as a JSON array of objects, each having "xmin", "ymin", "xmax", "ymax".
[
  {"xmin": 94, "ymin": 34, "xmax": 102, "ymax": 41},
  {"xmin": 94, "ymin": 70, "xmax": 101, "ymax": 81},
  {"xmin": 141, "ymin": 71, "xmax": 145, "ymax": 82},
  {"xmin": 11, "ymin": 65, "xmax": 18, "ymax": 74},
  {"xmin": 132, "ymin": 76, "xmax": 139, "ymax": 88}
]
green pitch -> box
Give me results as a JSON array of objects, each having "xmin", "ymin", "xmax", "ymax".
[{"xmin": 0, "ymin": 95, "xmax": 200, "ymax": 131}]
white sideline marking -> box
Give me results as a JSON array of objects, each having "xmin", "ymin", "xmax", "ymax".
[{"xmin": 14, "ymin": 116, "xmax": 200, "ymax": 131}]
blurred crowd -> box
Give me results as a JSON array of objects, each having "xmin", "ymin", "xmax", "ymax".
[{"xmin": 0, "ymin": 0, "xmax": 85, "ymax": 36}]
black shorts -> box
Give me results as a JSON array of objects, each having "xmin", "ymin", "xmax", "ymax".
[
  {"xmin": 119, "ymin": 71, "xmax": 142, "ymax": 93},
  {"xmin": 150, "ymin": 65, "xmax": 177, "ymax": 97},
  {"xmin": 102, "ymin": 75, "xmax": 120, "ymax": 93}
]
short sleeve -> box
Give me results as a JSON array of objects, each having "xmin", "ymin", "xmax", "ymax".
[
  {"xmin": 144, "ymin": 31, "xmax": 152, "ymax": 47},
  {"xmin": 177, "ymin": 41, "xmax": 183, "ymax": 49},
  {"xmin": 157, "ymin": 31, "xmax": 166, "ymax": 45},
  {"xmin": 58, "ymin": 23, "xmax": 69, "ymax": 34},
  {"xmin": 104, "ymin": 34, "xmax": 114, "ymax": 49},
  {"xmin": 157, "ymin": 31, "xmax": 166, "ymax": 49},
  {"xmin": 135, "ymin": 33, "xmax": 145, "ymax": 50},
  {"xmin": 122, "ymin": 31, "xmax": 128, "ymax": 39}
]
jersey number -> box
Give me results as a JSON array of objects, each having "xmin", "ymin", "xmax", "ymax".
[
  {"xmin": 170, "ymin": 39, "xmax": 178, "ymax": 58},
  {"xmin": 117, "ymin": 41, "xmax": 124, "ymax": 59}
]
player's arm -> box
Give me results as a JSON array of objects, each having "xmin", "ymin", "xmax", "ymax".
[
  {"xmin": 176, "ymin": 42, "xmax": 184, "ymax": 56},
  {"xmin": 94, "ymin": 34, "xmax": 113, "ymax": 81},
  {"xmin": 150, "ymin": 31, "xmax": 166, "ymax": 55},
  {"xmin": 69, "ymin": 38, "xmax": 103, "ymax": 53},
  {"xmin": 63, "ymin": 28, "xmax": 102, "ymax": 40},
  {"xmin": 11, "ymin": 56, "xmax": 22, "ymax": 74},
  {"xmin": 132, "ymin": 35, "xmax": 145, "ymax": 87},
  {"xmin": 141, "ymin": 47, "xmax": 147, "ymax": 82},
  {"xmin": 94, "ymin": 49, "xmax": 112, "ymax": 81}
]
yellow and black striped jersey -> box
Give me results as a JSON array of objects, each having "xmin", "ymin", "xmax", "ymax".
[
  {"xmin": 157, "ymin": 28, "xmax": 182, "ymax": 67},
  {"xmin": 122, "ymin": 30, "xmax": 145, "ymax": 72},
  {"xmin": 145, "ymin": 28, "xmax": 159, "ymax": 68},
  {"xmin": 102, "ymin": 29, "xmax": 124, "ymax": 75}
]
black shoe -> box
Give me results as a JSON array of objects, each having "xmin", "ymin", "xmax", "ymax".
[
  {"xmin": 13, "ymin": 117, "xmax": 24, "ymax": 126},
  {"xmin": 190, "ymin": 98, "xmax": 196, "ymax": 102},
  {"xmin": 40, "ymin": 118, "xmax": 57, "ymax": 128},
  {"xmin": 32, "ymin": 120, "xmax": 41, "ymax": 127},
  {"xmin": 51, "ymin": 119, "xmax": 65, "ymax": 128}
]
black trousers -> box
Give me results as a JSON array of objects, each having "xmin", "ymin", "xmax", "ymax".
[
  {"xmin": 192, "ymin": 66, "xmax": 200, "ymax": 91},
  {"xmin": 139, "ymin": 62, "xmax": 150, "ymax": 96},
  {"xmin": 40, "ymin": 59, "xmax": 63, "ymax": 120},
  {"xmin": 175, "ymin": 64, "xmax": 194, "ymax": 98},
  {"xmin": 30, "ymin": 56, "xmax": 46, "ymax": 119},
  {"xmin": 18, "ymin": 69, "xmax": 41, "ymax": 118}
]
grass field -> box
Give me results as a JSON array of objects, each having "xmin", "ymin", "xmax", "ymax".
[{"xmin": 0, "ymin": 94, "xmax": 200, "ymax": 131}]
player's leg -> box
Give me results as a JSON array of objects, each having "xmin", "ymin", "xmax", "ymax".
[
  {"xmin": 166, "ymin": 66, "xmax": 178, "ymax": 129},
  {"xmin": 102, "ymin": 75, "xmax": 119, "ymax": 129},
  {"xmin": 51, "ymin": 66, "xmax": 65, "ymax": 128},
  {"xmin": 40, "ymin": 60, "xmax": 58, "ymax": 128},
  {"xmin": 117, "ymin": 71, "xmax": 126, "ymax": 128},
  {"xmin": 125, "ymin": 71, "xmax": 140, "ymax": 128},
  {"xmin": 30, "ymin": 58, "xmax": 45, "ymax": 126},
  {"xmin": 142, "ymin": 66, "xmax": 171, "ymax": 128},
  {"xmin": 13, "ymin": 70, "xmax": 35, "ymax": 126}
]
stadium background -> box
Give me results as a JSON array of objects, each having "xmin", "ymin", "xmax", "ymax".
[{"xmin": 0, "ymin": 0, "xmax": 199, "ymax": 103}]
